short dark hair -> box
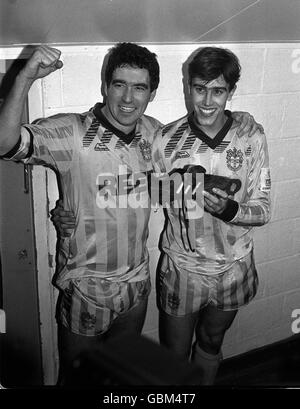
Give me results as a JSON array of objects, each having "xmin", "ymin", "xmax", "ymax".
[
  {"xmin": 104, "ymin": 42, "xmax": 160, "ymax": 92},
  {"xmin": 188, "ymin": 47, "xmax": 241, "ymax": 91}
]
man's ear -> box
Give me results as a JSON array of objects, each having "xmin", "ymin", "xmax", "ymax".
[
  {"xmin": 227, "ymin": 85, "xmax": 236, "ymax": 102},
  {"xmin": 149, "ymin": 89, "xmax": 157, "ymax": 102}
]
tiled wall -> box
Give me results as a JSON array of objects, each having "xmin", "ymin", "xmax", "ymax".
[{"xmin": 25, "ymin": 43, "xmax": 300, "ymax": 359}]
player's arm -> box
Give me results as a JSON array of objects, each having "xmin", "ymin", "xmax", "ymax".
[
  {"xmin": 203, "ymin": 188, "xmax": 238, "ymax": 222},
  {"xmin": 231, "ymin": 110, "xmax": 264, "ymax": 137},
  {"xmin": 0, "ymin": 45, "xmax": 63, "ymax": 156},
  {"xmin": 205, "ymin": 133, "xmax": 271, "ymax": 226},
  {"xmin": 229, "ymin": 132, "xmax": 271, "ymax": 226}
]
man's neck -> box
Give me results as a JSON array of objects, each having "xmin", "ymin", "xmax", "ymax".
[
  {"xmin": 193, "ymin": 113, "xmax": 227, "ymax": 139},
  {"xmin": 187, "ymin": 111, "xmax": 233, "ymax": 150},
  {"xmin": 93, "ymin": 103, "xmax": 136, "ymax": 145},
  {"xmin": 101, "ymin": 105, "xmax": 136, "ymax": 135}
]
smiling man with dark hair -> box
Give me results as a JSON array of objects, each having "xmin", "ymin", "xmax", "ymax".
[{"xmin": 153, "ymin": 47, "xmax": 271, "ymax": 385}]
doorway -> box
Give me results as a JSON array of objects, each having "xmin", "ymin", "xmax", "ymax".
[{"xmin": 0, "ymin": 59, "xmax": 43, "ymax": 387}]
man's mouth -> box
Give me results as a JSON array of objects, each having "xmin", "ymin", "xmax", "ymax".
[
  {"xmin": 119, "ymin": 106, "xmax": 136, "ymax": 113},
  {"xmin": 199, "ymin": 107, "xmax": 217, "ymax": 117}
]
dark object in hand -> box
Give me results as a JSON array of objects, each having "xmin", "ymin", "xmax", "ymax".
[
  {"xmin": 170, "ymin": 164, "xmax": 241, "ymax": 196},
  {"xmin": 204, "ymin": 174, "xmax": 241, "ymax": 196}
]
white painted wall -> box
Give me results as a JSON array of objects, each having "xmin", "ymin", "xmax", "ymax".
[{"xmin": 2, "ymin": 42, "xmax": 300, "ymax": 383}]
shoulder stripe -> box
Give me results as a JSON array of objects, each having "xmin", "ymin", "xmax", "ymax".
[
  {"xmin": 130, "ymin": 132, "xmax": 142, "ymax": 148},
  {"xmin": 214, "ymin": 141, "xmax": 230, "ymax": 153},
  {"xmin": 115, "ymin": 139, "xmax": 126, "ymax": 149},
  {"xmin": 162, "ymin": 122, "xmax": 175, "ymax": 136},
  {"xmin": 93, "ymin": 130, "xmax": 113, "ymax": 151},
  {"xmin": 196, "ymin": 142, "xmax": 209, "ymax": 153},
  {"xmin": 100, "ymin": 130, "xmax": 113, "ymax": 144},
  {"xmin": 164, "ymin": 122, "xmax": 189, "ymax": 158},
  {"xmin": 82, "ymin": 118, "xmax": 100, "ymax": 147},
  {"xmin": 181, "ymin": 133, "xmax": 196, "ymax": 151}
]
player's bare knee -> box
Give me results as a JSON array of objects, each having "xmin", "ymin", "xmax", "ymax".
[{"xmin": 196, "ymin": 325, "xmax": 224, "ymax": 354}]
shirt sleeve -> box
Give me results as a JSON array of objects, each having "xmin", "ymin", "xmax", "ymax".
[
  {"xmin": 151, "ymin": 127, "xmax": 168, "ymax": 174},
  {"xmin": 2, "ymin": 114, "xmax": 76, "ymax": 172},
  {"xmin": 230, "ymin": 131, "xmax": 271, "ymax": 226},
  {"xmin": 149, "ymin": 128, "xmax": 172, "ymax": 207}
]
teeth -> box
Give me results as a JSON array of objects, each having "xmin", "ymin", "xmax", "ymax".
[
  {"xmin": 120, "ymin": 106, "xmax": 135, "ymax": 113},
  {"xmin": 200, "ymin": 108, "xmax": 215, "ymax": 114}
]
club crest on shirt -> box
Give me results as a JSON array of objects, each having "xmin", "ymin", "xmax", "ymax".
[
  {"xmin": 139, "ymin": 139, "xmax": 152, "ymax": 162},
  {"xmin": 226, "ymin": 147, "xmax": 243, "ymax": 172}
]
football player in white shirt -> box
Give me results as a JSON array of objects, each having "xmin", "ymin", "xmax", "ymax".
[
  {"xmin": 152, "ymin": 46, "xmax": 271, "ymax": 385},
  {"xmin": 0, "ymin": 43, "xmax": 161, "ymax": 384}
]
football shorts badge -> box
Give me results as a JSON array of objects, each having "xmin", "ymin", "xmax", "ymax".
[
  {"xmin": 139, "ymin": 139, "xmax": 152, "ymax": 162},
  {"xmin": 226, "ymin": 147, "xmax": 243, "ymax": 172}
]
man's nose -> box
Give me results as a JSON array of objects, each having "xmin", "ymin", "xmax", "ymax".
[
  {"xmin": 122, "ymin": 86, "xmax": 133, "ymax": 103},
  {"xmin": 204, "ymin": 90, "xmax": 212, "ymax": 106}
]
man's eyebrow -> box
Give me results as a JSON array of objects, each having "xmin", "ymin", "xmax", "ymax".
[
  {"xmin": 111, "ymin": 79, "xmax": 126, "ymax": 84},
  {"xmin": 193, "ymin": 83, "xmax": 227, "ymax": 90},
  {"xmin": 111, "ymin": 79, "xmax": 149, "ymax": 88},
  {"xmin": 134, "ymin": 82, "xmax": 149, "ymax": 88}
]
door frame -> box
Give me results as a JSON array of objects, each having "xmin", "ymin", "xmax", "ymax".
[{"xmin": 0, "ymin": 47, "xmax": 59, "ymax": 385}]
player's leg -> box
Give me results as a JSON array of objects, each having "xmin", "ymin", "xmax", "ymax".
[
  {"xmin": 192, "ymin": 304, "xmax": 237, "ymax": 385},
  {"xmin": 159, "ymin": 309, "xmax": 198, "ymax": 359},
  {"xmin": 195, "ymin": 304, "xmax": 238, "ymax": 355},
  {"xmin": 106, "ymin": 277, "xmax": 150, "ymax": 337},
  {"xmin": 55, "ymin": 277, "xmax": 109, "ymax": 385},
  {"xmin": 106, "ymin": 296, "xmax": 148, "ymax": 338},
  {"xmin": 56, "ymin": 323, "xmax": 104, "ymax": 385},
  {"xmin": 157, "ymin": 254, "xmax": 203, "ymax": 359},
  {"xmin": 56, "ymin": 297, "xmax": 148, "ymax": 386},
  {"xmin": 56, "ymin": 277, "xmax": 149, "ymax": 385},
  {"xmin": 192, "ymin": 253, "xmax": 259, "ymax": 385}
]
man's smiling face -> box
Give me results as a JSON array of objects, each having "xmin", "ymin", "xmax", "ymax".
[
  {"xmin": 102, "ymin": 65, "xmax": 156, "ymax": 134},
  {"xmin": 189, "ymin": 74, "xmax": 236, "ymax": 134}
]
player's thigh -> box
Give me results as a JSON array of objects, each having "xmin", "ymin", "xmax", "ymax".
[
  {"xmin": 57, "ymin": 323, "xmax": 103, "ymax": 366},
  {"xmin": 159, "ymin": 309, "xmax": 198, "ymax": 359},
  {"xmin": 107, "ymin": 296, "xmax": 149, "ymax": 337},
  {"xmin": 196, "ymin": 304, "xmax": 237, "ymax": 346},
  {"xmin": 195, "ymin": 255, "xmax": 257, "ymax": 346}
]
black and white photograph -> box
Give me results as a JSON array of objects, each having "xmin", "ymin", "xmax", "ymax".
[{"xmin": 0, "ymin": 0, "xmax": 299, "ymax": 398}]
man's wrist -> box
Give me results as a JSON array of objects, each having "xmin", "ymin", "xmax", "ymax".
[
  {"xmin": 213, "ymin": 199, "xmax": 239, "ymax": 222},
  {"xmin": 16, "ymin": 70, "xmax": 35, "ymax": 90}
]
